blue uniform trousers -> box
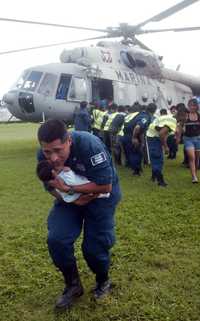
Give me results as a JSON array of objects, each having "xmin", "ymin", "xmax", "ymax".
[
  {"xmin": 47, "ymin": 196, "xmax": 118, "ymax": 277},
  {"xmin": 147, "ymin": 137, "xmax": 163, "ymax": 172},
  {"xmin": 122, "ymin": 135, "xmax": 143, "ymax": 171}
]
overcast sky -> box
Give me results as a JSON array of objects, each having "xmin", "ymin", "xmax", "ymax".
[{"xmin": 0, "ymin": 0, "xmax": 200, "ymax": 98}]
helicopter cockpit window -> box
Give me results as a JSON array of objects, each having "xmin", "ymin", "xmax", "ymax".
[
  {"xmin": 11, "ymin": 70, "xmax": 30, "ymax": 90},
  {"xmin": 22, "ymin": 71, "xmax": 43, "ymax": 92},
  {"xmin": 68, "ymin": 77, "xmax": 87, "ymax": 101},
  {"xmin": 38, "ymin": 73, "xmax": 57, "ymax": 96},
  {"xmin": 56, "ymin": 74, "xmax": 71, "ymax": 100}
]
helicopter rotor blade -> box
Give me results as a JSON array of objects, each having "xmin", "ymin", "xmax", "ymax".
[
  {"xmin": 0, "ymin": 35, "xmax": 109, "ymax": 56},
  {"xmin": 135, "ymin": 0, "xmax": 200, "ymax": 29},
  {"xmin": 131, "ymin": 38, "xmax": 152, "ymax": 51},
  {"xmin": 139, "ymin": 25, "xmax": 200, "ymax": 34},
  {"xmin": 0, "ymin": 17, "xmax": 107, "ymax": 33}
]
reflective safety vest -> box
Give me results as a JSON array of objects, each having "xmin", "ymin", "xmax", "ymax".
[
  {"xmin": 147, "ymin": 115, "xmax": 177, "ymax": 138},
  {"xmin": 95, "ymin": 110, "xmax": 108, "ymax": 130},
  {"xmin": 92, "ymin": 109, "xmax": 101, "ymax": 129},
  {"xmin": 103, "ymin": 112, "xmax": 119, "ymax": 131},
  {"xmin": 118, "ymin": 112, "xmax": 139, "ymax": 136}
]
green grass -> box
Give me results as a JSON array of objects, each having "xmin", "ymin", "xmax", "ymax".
[{"xmin": 0, "ymin": 123, "xmax": 200, "ymax": 321}]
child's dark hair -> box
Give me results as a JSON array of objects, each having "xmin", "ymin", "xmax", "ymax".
[{"xmin": 36, "ymin": 160, "xmax": 54, "ymax": 182}]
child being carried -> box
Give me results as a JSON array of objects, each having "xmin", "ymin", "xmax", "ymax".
[{"xmin": 36, "ymin": 160, "xmax": 110, "ymax": 204}]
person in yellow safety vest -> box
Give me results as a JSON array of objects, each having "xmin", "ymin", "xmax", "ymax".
[
  {"xmin": 122, "ymin": 103, "xmax": 154, "ymax": 175},
  {"xmin": 147, "ymin": 112, "xmax": 178, "ymax": 186},
  {"xmin": 90, "ymin": 102, "xmax": 102, "ymax": 137},
  {"xmin": 118, "ymin": 105, "xmax": 140, "ymax": 167},
  {"xmin": 110, "ymin": 105, "xmax": 127, "ymax": 164},
  {"xmin": 94, "ymin": 106, "xmax": 108, "ymax": 141},
  {"xmin": 102, "ymin": 104, "xmax": 119, "ymax": 153}
]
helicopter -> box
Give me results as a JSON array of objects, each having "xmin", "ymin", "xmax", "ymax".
[{"xmin": 2, "ymin": 0, "xmax": 200, "ymax": 123}]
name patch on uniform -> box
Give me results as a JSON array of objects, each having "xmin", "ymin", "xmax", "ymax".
[{"xmin": 90, "ymin": 152, "xmax": 107, "ymax": 166}]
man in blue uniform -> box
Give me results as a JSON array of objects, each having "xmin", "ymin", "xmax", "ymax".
[
  {"xmin": 122, "ymin": 103, "xmax": 156, "ymax": 175},
  {"xmin": 37, "ymin": 119, "xmax": 121, "ymax": 309},
  {"xmin": 74, "ymin": 101, "xmax": 91, "ymax": 132}
]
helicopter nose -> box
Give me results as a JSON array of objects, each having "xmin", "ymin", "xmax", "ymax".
[{"xmin": 3, "ymin": 92, "xmax": 16, "ymax": 105}]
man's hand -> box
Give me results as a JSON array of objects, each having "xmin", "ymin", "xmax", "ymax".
[
  {"xmin": 49, "ymin": 176, "xmax": 70, "ymax": 193},
  {"xmin": 74, "ymin": 193, "xmax": 99, "ymax": 206}
]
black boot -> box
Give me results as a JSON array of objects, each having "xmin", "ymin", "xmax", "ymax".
[
  {"xmin": 93, "ymin": 273, "xmax": 112, "ymax": 299},
  {"xmin": 55, "ymin": 263, "xmax": 84, "ymax": 309},
  {"xmin": 133, "ymin": 168, "xmax": 142, "ymax": 176},
  {"xmin": 93, "ymin": 280, "xmax": 112, "ymax": 299},
  {"xmin": 155, "ymin": 171, "xmax": 167, "ymax": 187}
]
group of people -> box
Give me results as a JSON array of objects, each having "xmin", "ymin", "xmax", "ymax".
[
  {"xmin": 72, "ymin": 98, "xmax": 200, "ymax": 186},
  {"xmin": 35, "ymin": 96, "xmax": 200, "ymax": 310}
]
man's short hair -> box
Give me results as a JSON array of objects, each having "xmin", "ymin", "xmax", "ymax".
[
  {"xmin": 38, "ymin": 119, "xmax": 69, "ymax": 143},
  {"xmin": 80, "ymin": 101, "xmax": 88, "ymax": 108},
  {"xmin": 160, "ymin": 108, "xmax": 168, "ymax": 115},
  {"xmin": 36, "ymin": 160, "xmax": 54, "ymax": 182},
  {"xmin": 146, "ymin": 103, "xmax": 157, "ymax": 114}
]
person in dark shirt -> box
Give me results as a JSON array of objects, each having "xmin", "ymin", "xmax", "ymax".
[
  {"xmin": 122, "ymin": 103, "xmax": 156, "ymax": 175},
  {"xmin": 183, "ymin": 98, "xmax": 200, "ymax": 183},
  {"xmin": 37, "ymin": 119, "xmax": 121, "ymax": 309},
  {"xmin": 74, "ymin": 101, "xmax": 91, "ymax": 132},
  {"xmin": 167, "ymin": 106, "xmax": 178, "ymax": 159},
  {"xmin": 110, "ymin": 105, "xmax": 126, "ymax": 164}
]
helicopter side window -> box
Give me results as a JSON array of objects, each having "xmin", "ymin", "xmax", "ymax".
[
  {"xmin": 56, "ymin": 74, "xmax": 71, "ymax": 100},
  {"xmin": 22, "ymin": 71, "xmax": 43, "ymax": 92},
  {"xmin": 68, "ymin": 77, "xmax": 87, "ymax": 101},
  {"xmin": 120, "ymin": 51, "xmax": 136, "ymax": 69},
  {"xmin": 38, "ymin": 73, "xmax": 57, "ymax": 96}
]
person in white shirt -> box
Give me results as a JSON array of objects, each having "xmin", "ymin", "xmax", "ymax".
[{"xmin": 36, "ymin": 160, "xmax": 109, "ymax": 204}]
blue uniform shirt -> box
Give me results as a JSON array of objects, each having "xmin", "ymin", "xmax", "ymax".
[
  {"xmin": 74, "ymin": 108, "xmax": 91, "ymax": 131},
  {"xmin": 124, "ymin": 111, "xmax": 151, "ymax": 137},
  {"xmin": 37, "ymin": 131, "xmax": 121, "ymax": 204}
]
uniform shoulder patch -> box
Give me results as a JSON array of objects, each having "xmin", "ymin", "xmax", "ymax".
[
  {"xmin": 141, "ymin": 118, "xmax": 147, "ymax": 124},
  {"xmin": 90, "ymin": 152, "xmax": 107, "ymax": 166}
]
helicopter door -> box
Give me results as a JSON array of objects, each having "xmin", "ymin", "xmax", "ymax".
[
  {"xmin": 91, "ymin": 79, "xmax": 113, "ymax": 102},
  {"xmin": 113, "ymin": 81, "xmax": 138, "ymax": 105}
]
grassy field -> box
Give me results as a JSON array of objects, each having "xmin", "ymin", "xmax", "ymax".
[{"xmin": 0, "ymin": 123, "xmax": 200, "ymax": 321}]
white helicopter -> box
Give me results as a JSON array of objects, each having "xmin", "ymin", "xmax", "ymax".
[{"xmin": 2, "ymin": 0, "xmax": 200, "ymax": 123}]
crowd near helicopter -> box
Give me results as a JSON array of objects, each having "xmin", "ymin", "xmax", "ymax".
[{"xmin": 2, "ymin": 0, "xmax": 200, "ymax": 123}]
